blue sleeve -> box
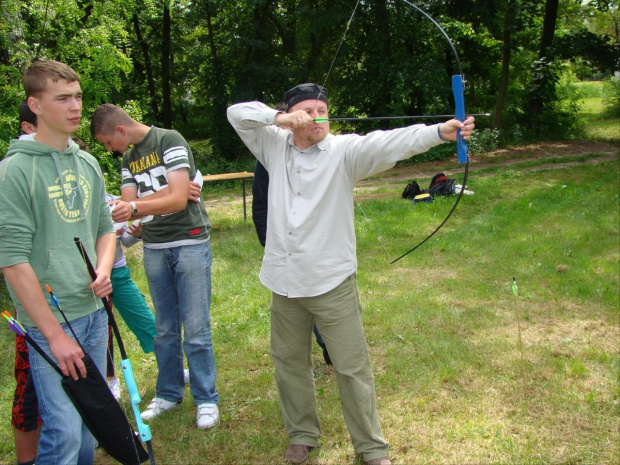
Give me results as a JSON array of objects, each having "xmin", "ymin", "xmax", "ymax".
[{"xmin": 251, "ymin": 160, "xmax": 269, "ymax": 247}]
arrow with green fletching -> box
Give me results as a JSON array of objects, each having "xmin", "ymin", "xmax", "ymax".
[{"xmin": 314, "ymin": 113, "xmax": 490, "ymax": 124}]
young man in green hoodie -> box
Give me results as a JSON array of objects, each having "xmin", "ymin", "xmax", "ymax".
[{"xmin": 0, "ymin": 60, "xmax": 116, "ymax": 465}]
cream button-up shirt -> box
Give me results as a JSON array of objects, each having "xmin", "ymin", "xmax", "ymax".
[{"xmin": 227, "ymin": 101, "xmax": 445, "ymax": 298}]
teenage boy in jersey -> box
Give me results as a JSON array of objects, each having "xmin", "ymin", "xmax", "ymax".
[
  {"xmin": 0, "ymin": 60, "xmax": 116, "ymax": 465},
  {"xmin": 227, "ymin": 83, "xmax": 475, "ymax": 465},
  {"xmin": 90, "ymin": 103, "xmax": 220, "ymax": 429}
]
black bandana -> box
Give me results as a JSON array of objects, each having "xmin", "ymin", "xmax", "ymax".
[{"xmin": 283, "ymin": 83, "xmax": 328, "ymax": 110}]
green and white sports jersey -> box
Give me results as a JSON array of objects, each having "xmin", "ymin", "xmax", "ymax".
[{"xmin": 121, "ymin": 127, "xmax": 211, "ymax": 246}]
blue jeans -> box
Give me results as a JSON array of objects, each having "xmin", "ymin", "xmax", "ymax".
[
  {"xmin": 143, "ymin": 241, "xmax": 219, "ymax": 405},
  {"xmin": 26, "ymin": 308, "xmax": 108, "ymax": 465}
]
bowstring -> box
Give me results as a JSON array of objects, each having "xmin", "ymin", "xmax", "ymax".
[
  {"xmin": 310, "ymin": 0, "xmax": 392, "ymax": 261},
  {"xmin": 389, "ymin": 0, "xmax": 470, "ymax": 263},
  {"xmin": 305, "ymin": 0, "xmax": 470, "ymax": 264},
  {"xmin": 318, "ymin": 0, "xmax": 361, "ymax": 91}
]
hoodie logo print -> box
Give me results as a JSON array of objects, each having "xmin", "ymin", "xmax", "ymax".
[
  {"xmin": 64, "ymin": 185, "xmax": 79, "ymax": 209},
  {"xmin": 49, "ymin": 170, "xmax": 92, "ymax": 223}
]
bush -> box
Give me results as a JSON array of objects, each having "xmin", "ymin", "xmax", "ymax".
[
  {"xmin": 468, "ymin": 128, "xmax": 501, "ymax": 153},
  {"xmin": 189, "ymin": 139, "xmax": 255, "ymax": 176},
  {"xmin": 523, "ymin": 65, "xmax": 583, "ymax": 140},
  {"xmin": 602, "ymin": 78, "xmax": 620, "ymax": 117}
]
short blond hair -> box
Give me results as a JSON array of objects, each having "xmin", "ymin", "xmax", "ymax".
[{"xmin": 22, "ymin": 60, "xmax": 80, "ymax": 98}]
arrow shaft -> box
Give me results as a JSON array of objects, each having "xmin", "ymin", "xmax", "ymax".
[{"xmin": 315, "ymin": 113, "xmax": 489, "ymax": 123}]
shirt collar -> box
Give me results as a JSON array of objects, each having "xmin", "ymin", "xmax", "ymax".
[{"xmin": 286, "ymin": 132, "xmax": 332, "ymax": 153}]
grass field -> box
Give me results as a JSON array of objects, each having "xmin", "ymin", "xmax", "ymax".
[
  {"xmin": 1, "ymin": 157, "xmax": 617, "ymax": 464},
  {"xmin": 0, "ymin": 85, "xmax": 618, "ymax": 464},
  {"xmin": 575, "ymin": 80, "xmax": 620, "ymax": 140}
]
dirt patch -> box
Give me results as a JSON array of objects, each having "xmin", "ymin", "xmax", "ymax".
[
  {"xmin": 358, "ymin": 140, "xmax": 619, "ymax": 185},
  {"xmin": 205, "ymin": 140, "xmax": 619, "ymax": 209}
]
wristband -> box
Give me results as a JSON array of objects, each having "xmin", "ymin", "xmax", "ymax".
[{"xmin": 437, "ymin": 124, "xmax": 448, "ymax": 142}]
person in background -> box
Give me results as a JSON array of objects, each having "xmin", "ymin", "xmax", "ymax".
[
  {"xmin": 104, "ymin": 196, "xmax": 158, "ymax": 398},
  {"xmin": 0, "ymin": 60, "xmax": 116, "ymax": 464},
  {"xmin": 90, "ymin": 103, "xmax": 220, "ymax": 430},
  {"xmin": 227, "ymin": 82, "xmax": 475, "ymax": 465},
  {"xmin": 5, "ymin": 101, "xmax": 43, "ymax": 465},
  {"xmin": 18, "ymin": 100, "xmax": 37, "ymax": 134}
]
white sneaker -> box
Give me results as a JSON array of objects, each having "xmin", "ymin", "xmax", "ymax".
[
  {"xmin": 184, "ymin": 368, "xmax": 190, "ymax": 384},
  {"xmin": 196, "ymin": 403, "xmax": 219, "ymax": 429},
  {"xmin": 108, "ymin": 378, "xmax": 121, "ymax": 400},
  {"xmin": 141, "ymin": 397, "xmax": 183, "ymax": 421}
]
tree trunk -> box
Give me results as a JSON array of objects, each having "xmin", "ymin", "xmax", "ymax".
[
  {"xmin": 529, "ymin": 0, "xmax": 559, "ymax": 116},
  {"xmin": 162, "ymin": 0, "xmax": 172, "ymax": 129},
  {"xmin": 493, "ymin": 0, "xmax": 516, "ymax": 129},
  {"xmin": 204, "ymin": 0, "xmax": 233, "ymax": 158},
  {"xmin": 376, "ymin": 0, "xmax": 392, "ymax": 118},
  {"xmin": 539, "ymin": 0, "xmax": 559, "ymax": 58},
  {"xmin": 132, "ymin": 11, "xmax": 160, "ymax": 119}
]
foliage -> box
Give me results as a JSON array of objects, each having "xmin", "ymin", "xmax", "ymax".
[
  {"xmin": 190, "ymin": 139, "xmax": 249, "ymax": 175},
  {"xmin": 601, "ymin": 78, "xmax": 620, "ymax": 117},
  {"xmin": 467, "ymin": 128, "xmax": 501, "ymax": 153},
  {"xmin": 552, "ymin": 31, "xmax": 620, "ymax": 77},
  {"xmin": 0, "ymin": 0, "xmax": 618, "ymax": 163},
  {"xmin": 574, "ymin": 80, "xmax": 620, "ymax": 140},
  {"xmin": 0, "ymin": 64, "xmax": 26, "ymax": 148},
  {"xmin": 575, "ymin": 80, "xmax": 605, "ymax": 98},
  {"xmin": 524, "ymin": 59, "xmax": 583, "ymax": 139}
]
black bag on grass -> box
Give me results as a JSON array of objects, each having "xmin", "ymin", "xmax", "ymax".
[
  {"xmin": 427, "ymin": 173, "xmax": 456, "ymax": 196},
  {"xmin": 402, "ymin": 180, "xmax": 422, "ymax": 199}
]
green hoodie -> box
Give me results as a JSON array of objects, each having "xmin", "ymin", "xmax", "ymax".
[{"xmin": 0, "ymin": 137, "xmax": 114, "ymax": 328}]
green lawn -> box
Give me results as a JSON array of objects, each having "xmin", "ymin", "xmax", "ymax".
[
  {"xmin": 575, "ymin": 80, "xmax": 620, "ymax": 140},
  {"xmin": 2, "ymin": 156, "xmax": 617, "ymax": 464}
]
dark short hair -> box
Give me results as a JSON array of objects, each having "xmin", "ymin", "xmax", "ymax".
[
  {"xmin": 22, "ymin": 60, "xmax": 79, "ymax": 98},
  {"xmin": 71, "ymin": 136, "xmax": 88, "ymax": 151},
  {"xmin": 19, "ymin": 100, "xmax": 37, "ymax": 127},
  {"xmin": 90, "ymin": 103, "xmax": 133, "ymax": 138},
  {"xmin": 283, "ymin": 83, "xmax": 328, "ymax": 111}
]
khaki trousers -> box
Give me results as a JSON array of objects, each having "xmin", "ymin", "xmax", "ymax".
[{"xmin": 270, "ymin": 274, "xmax": 389, "ymax": 461}]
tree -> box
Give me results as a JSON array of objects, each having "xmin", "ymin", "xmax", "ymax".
[
  {"xmin": 1, "ymin": 0, "xmax": 615, "ymax": 162},
  {"xmin": 162, "ymin": 0, "xmax": 172, "ymax": 128},
  {"xmin": 493, "ymin": 0, "xmax": 517, "ymax": 129},
  {"xmin": 529, "ymin": 0, "xmax": 559, "ymax": 117},
  {"xmin": 131, "ymin": 3, "xmax": 161, "ymax": 120}
]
